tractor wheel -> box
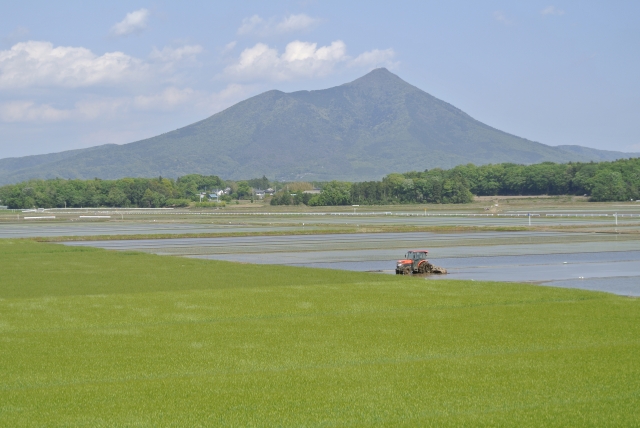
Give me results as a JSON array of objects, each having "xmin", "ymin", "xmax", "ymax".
[
  {"xmin": 403, "ymin": 267, "xmax": 411, "ymax": 275},
  {"xmin": 418, "ymin": 263, "xmax": 426, "ymax": 274}
]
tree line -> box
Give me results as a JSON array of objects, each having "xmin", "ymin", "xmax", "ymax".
[
  {"xmin": 0, "ymin": 175, "xmax": 221, "ymax": 209},
  {"xmin": 349, "ymin": 159, "xmax": 640, "ymax": 205},
  {"xmin": 1, "ymin": 158, "xmax": 638, "ymax": 209},
  {"xmin": 273, "ymin": 158, "xmax": 640, "ymax": 206}
]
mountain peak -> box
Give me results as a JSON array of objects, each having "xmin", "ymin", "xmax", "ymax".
[
  {"xmin": 343, "ymin": 68, "xmax": 402, "ymax": 85},
  {"xmin": 362, "ymin": 67, "xmax": 393, "ymax": 77}
]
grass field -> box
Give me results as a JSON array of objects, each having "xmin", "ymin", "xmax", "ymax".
[{"xmin": 1, "ymin": 239, "xmax": 639, "ymax": 426}]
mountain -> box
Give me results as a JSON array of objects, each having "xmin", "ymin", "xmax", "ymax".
[
  {"xmin": 555, "ymin": 145, "xmax": 640, "ymax": 162},
  {"xmin": 0, "ymin": 68, "xmax": 638, "ymax": 184},
  {"xmin": 0, "ymin": 145, "xmax": 117, "ymax": 178}
]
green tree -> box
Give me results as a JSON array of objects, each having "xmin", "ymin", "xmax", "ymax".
[
  {"xmin": 236, "ymin": 181, "xmax": 252, "ymax": 199},
  {"xmin": 590, "ymin": 171, "xmax": 627, "ymax": 202},
  {"xmin": 311, "ymin": 181, "xmax": 352, "ymax": 206},
  {"xmin": 107, "ymin": 188, "xmax": 130, "ymax": 207}
]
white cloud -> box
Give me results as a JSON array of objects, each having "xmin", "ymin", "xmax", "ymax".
[
  {"xmin": 110, "ymin": 8, "xmax": 150, "ymax": 37},
  {"xmin": 150, "ymin": 45, "xmax": 203, "ymax": 62},
  {"xmin": 224, "ymin": 40, "xmax": 347, "ymax": 81},
  {"xmin": 275, "ymin": 14, "xmax": 319, "ymax": 33},
  {"xmin": 0, "ymin": 84, "xmax": 252, "ymax": 123},
  {"xmin": 74, "ymin": 98, "xmax": 130, "ymax": 119},
  {"xmin": 221, "ymin": 41, "xmax": 237, "ymax": 55},
  {"xmin": 541, "ymin": 6, "xmax": 565, "ymax": 16},
  {"xmin": 0, "ymin": 101, "xmax": 71, "ymax": 122},
  {"xmin": 134, "ymin": 87, "xmax": 196, "ymax": 110},
  {"xmin": 350, "ymin": 49, "xmax": 397, "ymax": 69},
  {"xmin": 134, "ymin": 84, "xmax": 253, "ymax": 115},
  {"xmin": 238, "ymin": 15, "xmax": 265, "ymax": 36},
  {"xmin": 0, "ymin": 41, "xmax": 146, "ymax": 88},
  {"xmin": 493, "ymin": 11, "xmax": 513, "ymax": 25},
  {"xmin": 0, "ymin": 41, "xmax": 204, "ymax": 89},
  {"xmin": 0, "ymin": 97, "xmax": 129, "ymax": 122},
  {"xmin": 237, "ymin": 13, "xmax": 319, "ymax": 36},
  {"xmin": 223, "ymin": 40, "xmax": 396, "ymax": 82}
]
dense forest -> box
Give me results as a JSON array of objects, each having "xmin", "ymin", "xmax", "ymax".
[
  {"xmin": 0, "ymin": 175, "xmax": 227, "ymax": 209},
  {"xmin": 0, "ymin": 159, "xmax": 638, "ymax": 209},
  {"xmin": 274, "ymin": 158, "xmax": 640, "ymax": 206},
  {"xmin": 347, "ymin": 158, "xmax": 640, "ymax": 205}
]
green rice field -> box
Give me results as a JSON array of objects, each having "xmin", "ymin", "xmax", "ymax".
[{"xmin": 1, "ymin": 239, "xmax": 639, "ymax": 426}]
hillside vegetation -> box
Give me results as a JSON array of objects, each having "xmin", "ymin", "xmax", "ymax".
[
  {"xmin": 1, "ymin": 158, "xmax": 638, "ymax": 209},
  {"xmin": 1, "ymin": 68, "xmax": 637, "ymax": 185}
]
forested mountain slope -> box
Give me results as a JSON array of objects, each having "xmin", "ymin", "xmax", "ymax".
[
  {"xmin": 0, "ymin": 68, "xmax": 637, "ymax": 184},
  {"xmin": 555, "ymin": 145, "xmax": 640, "ymax": 162}
]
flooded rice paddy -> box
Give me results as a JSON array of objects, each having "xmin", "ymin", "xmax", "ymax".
[
  {"xmin": 0, "ymin": 222, "xmax": 314, "ymax": 238},
  {"xmin": 64, "ymin": 231, "xmax": 640, "ymax": 297},
  {"xmin": 5, "ymin": 207, "xmax": 638, "ymax": 295},
  {"xmin": 3, "ymin": 206, "xmax": 640, "ymax": 238}
]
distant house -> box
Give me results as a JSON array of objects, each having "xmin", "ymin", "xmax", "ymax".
[
  {"xmin": 255, "ymin": 190, "xmax": 266, "ymax": 199},
  {"xmin": 303, "ymin": 189, "xmax": 322, "ymax": 194},
  {"xmin": 208, "ymin": 190, "xmax": 224, "ymax": 201}
]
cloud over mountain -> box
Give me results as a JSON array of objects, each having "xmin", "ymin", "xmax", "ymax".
[{"xmin": 224, "ymin": 40, "xmax": 396, "ymax": 82}]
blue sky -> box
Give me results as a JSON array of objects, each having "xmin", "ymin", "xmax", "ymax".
[{"xmin": 1, "ymin": 1, "xmax": 638, "ymax": 158}]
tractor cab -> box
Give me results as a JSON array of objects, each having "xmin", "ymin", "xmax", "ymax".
[
  {"xmin": 396, "ymin": 250, "xmax": 429, "ymax": 274},
  {"xmin": 406, "ymin": 250, "xmax": 428, "ymax": 261}
]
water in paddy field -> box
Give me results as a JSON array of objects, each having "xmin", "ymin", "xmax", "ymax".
[
  {"xmin": 0, "ymin": 222, "xmax": 311, "ymax": 238},
  {"xmin": 292, "ymin": 252, "xmax": 640, "ymax": 297},
  {"xmin": 62, "ymin": 232, "xmax": 640, "ymax": 297}
]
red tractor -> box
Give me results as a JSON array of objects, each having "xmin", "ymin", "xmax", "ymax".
[{"xmin": 395, "ymin": 250, "xmax": 447, "ymax": 275}]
